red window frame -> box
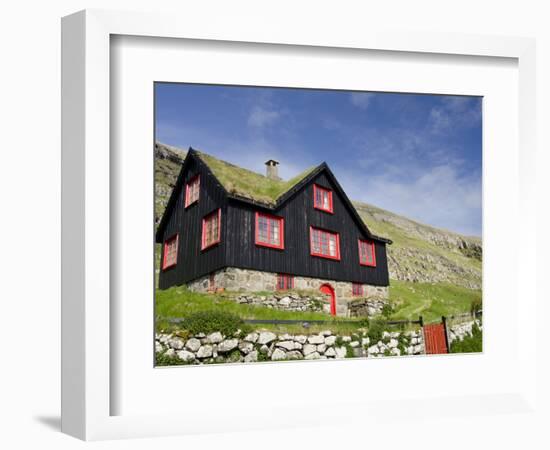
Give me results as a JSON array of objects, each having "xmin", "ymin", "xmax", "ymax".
[
  {"xmin": 255, "ymin": 212, "xmax": 285, "ymax": 250},
  {"xmin": 352, "ymin": 282, "xmax": 364, "ymax": 296},
  {"xmin": 185, "ymin": 175, "xmax": 200, "ymax": 208},
  {"xmin": 309, "ymin": 226, "xmax": 341, "ymax": 260},
  {"xmin": 162, "ymin": 234, "xmax": 179, "ymax": 270},
  {"xmin": 276, "ymin": 274, "xmax": 294, "ymax": 291},
  {"xmin": 313, "ymin": 184, "xmax": 334, "ymax": 214},
  {"xmin": 358, "ymin": 239, "xmax": 376, "ymax": 267},
  {"xmin": 201, "ymin": 208, "xmax": 221, "ymax": 250}
]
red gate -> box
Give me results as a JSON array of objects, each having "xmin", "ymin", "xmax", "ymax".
[{"xmin": 423, "ymin": 323, "xmax": 448, "ymax": 354}]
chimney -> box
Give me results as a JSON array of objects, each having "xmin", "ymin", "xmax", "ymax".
[{"xmin": 265, "ymin": 159, "xmax": 281, "ymax": 180}]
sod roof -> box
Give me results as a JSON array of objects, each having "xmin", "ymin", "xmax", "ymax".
[{"xmin": 194, "ymin": 150, "xmax": 319, "ymax": 206}]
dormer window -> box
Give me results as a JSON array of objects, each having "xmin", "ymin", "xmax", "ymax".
[
  {"xmin": 185, "ymin": 175, "xmax": 200, "ymax": 207},
  {"xmin": 358, "ymin": 239, "xmax": 376, "ymax": 267},
  {"xmin": 313, "ymin": 184, "xmax": 333, "ymax": 213}
]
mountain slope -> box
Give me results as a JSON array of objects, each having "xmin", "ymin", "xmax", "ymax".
[{"xmin": 154, "ymin": 142, "xmax": 482, "ymax": 290}]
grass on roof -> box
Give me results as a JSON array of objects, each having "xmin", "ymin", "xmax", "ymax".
[{"xmin": 195, "ymin": 151, "xmax": 317, "ymax": 205}]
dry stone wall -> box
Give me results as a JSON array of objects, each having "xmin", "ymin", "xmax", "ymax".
[{"xmin": 156, "ymin": 328, "xmax": 425, "ymax": 366}]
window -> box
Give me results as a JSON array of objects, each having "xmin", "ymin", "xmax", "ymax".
[
  {"xmin": 310, "ymin": 227, "xmax": 340, "ymax": 260},
  {"xmin": 352, "ymin": 283, "xmax": 364, "ymax": 296},
  {"xmin": 185, "ymin": 175, "xmax": 200, "ymax": 207},
  {"xmin": 255, "ymin": 212, "xmax": 285, "ymax": 249},
  {"xmin": 277, "ymin": 274, "xmax": 294, "ymax": 291},
  {"xmin": 313, "ymin": 184, "xmax": 333, "ymax": 213},
  {"xmin": 201, "ymin": 209, "xmax": 221, "ymax": 250},
  {"xmin": 358, "ymin": 239, "xmax": 376, "ymax": 267},
  {"xmin": 162, "ymin": 234, "xmax": 178, "ymax": 270}
]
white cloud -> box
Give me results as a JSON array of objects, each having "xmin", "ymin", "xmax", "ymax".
[
  {"xmin": 428, "ymin": 96, "xmax": 481, "ymax": 134},
  {"xmin": 335, "ymin": 162, "xmax": 482, "ymax": 236},
  {"xmin": 350, "ymin": 92, "xmax": 375, "ymax": 110},
  {"xmin": 247, "ymin": 106, "xmax": 280, "ymax": 128}
]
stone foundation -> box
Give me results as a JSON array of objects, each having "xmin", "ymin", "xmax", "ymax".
[{"xmin": 187, "ymin": 267, "xmax": 389, "ymax": 317}]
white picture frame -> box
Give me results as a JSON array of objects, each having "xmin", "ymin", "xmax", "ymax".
[{"xmin": 61, "ymin": 9, "xmax": 538, "ymax": 441}]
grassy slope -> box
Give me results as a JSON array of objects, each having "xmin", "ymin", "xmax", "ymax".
[
  {"xmin": 156, "ymin": 286, "xmax": 371, "ymax": 335},
  {"xmin": 389, "ymin": 280, "xmax": 481, "ymax": 323}
]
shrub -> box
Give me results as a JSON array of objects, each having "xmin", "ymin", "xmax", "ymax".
[
  {"xmin": 181, "ymin": 310, "xmax": 247, "ymax": 336},
  {"xmin": 381, "ymin": 303, "xmax": 394, "ymax": 320},
  {"xmin": 367, "ymin": 320, "xmax": 385, "ymax": 343},
  {"xmin": 155, "ymin": 352, "xmax": 185, "ymax": 366},
  {"xmin": 470, "ymin": 297, "xmax": 482, "ymax": 315},
  {"xmin": 450, "ymin": 323, "xmax": 482, "ymax": 353}
]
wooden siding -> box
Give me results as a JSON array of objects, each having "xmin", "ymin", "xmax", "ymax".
[
  {"xmin": 225, "ymin": 172, "xmax": 390, "ymax": 286},
  {"xmin": 158, "ymin": 158, "xmax": 390, "ymax": 290},
  {"xmin": 158, "ymin": 158, "xmax": 228, "ymax": 289}
]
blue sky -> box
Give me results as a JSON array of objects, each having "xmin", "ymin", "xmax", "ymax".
[{"xmin": 155, "ymin": 83, "xmax": 482, "ymax": 237}]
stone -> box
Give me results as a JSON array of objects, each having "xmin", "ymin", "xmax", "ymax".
[
  {"xmin": 349, "ymin": 341, "xmax": 359, "ymax": 348},
  {"xmin": 259, "ymin": 344, "xmax": 269, "ymax": 354},
  {"xmin": 278, "ymin": 333, "xmax": 293, "ymax": 341},
  {"xmin": 342, "ymin": 336, "xmax": 352, "ymax": 343},
  {"xmin": 206, "ymin": 332, "xmax": 223, "ymax": 344},
  {"xmin": 302, "ymin": 344, "xmax": 317, "ymax": 356},
  {"xmin": 244, "ymin": 351, "xmax": 258, "ymax": 363},
  {"xmin": 164, "ymin": 348, "xmax": 175, "ymax": 358},
  {"xmin": 271, "ymin": 348, "xmax": 287, "ymax": 361},
  {"xmin": 177, "ymin": 350, "xmax": 196, "ymax": 362},
  {"xmin": 294, "ymin": 335, "xmax": 308, "ymax": 344},
  {"xmin": 196, "ymin": 345, "xmax": 213, "ymax": 358},
  {"xmin": 382, "ymin": 331, "xmax": 391, "ymax": 339},
  {"xmin": 391, "ymin": 348, "xmax": 401, "ymax": 356},
  {"xmin": 367, "ymin": 345, "xmax": 379, "ymax": 355},
  {"xmin": 185, "ymin": 338, "xmax": 201, "ymax": 352},
  {"xmin": 406, "ymin": 346, "xmax": 414, "ymax": 354},
  {"xmin": 307, "ymin": 335, "xmax": 325, "ymax": 345},
  {"xmin": 276, "ymin": 341, "xmax": 295, "ymax": 351},
  {"xmin": 238, "ymin": 341, "xmax": 254, "ymax": 354},
  {"xmin": 218, "ymin": 339, "xmax": 239, "ymax": 353},
  {"xmin": 169, "ymin": 338, "xmax": 185, "ymax": 350},
  {"xmin": 294, "ymin": 343, "xmax": 303, "ymax": 350},
  {"xmin": 279, "ymin": 297, "xmax": 292, "ymax": 306},
  {"xmin": 155, "ymin": 342, "xmax": 164, "ymax": 353},
  {"xmin": 324, "ymin": 336, "xmax": 337, "ymax": 346},
  {"xmin": 287, "ymin": 351, "xmax": 304, "ymax": 360},
  {"xmin": 258, "ymin": 331, "xmax": 277, "ymax": 345},
  {"xmin": 388, "ymin": 339, "xmax": 398, "ymax": 348},
  {"xmin": 325, "ymin": 347, "xmax": 336, "ymax": 357},
  {"xmin": 305, "ymin": 352, "xmax": 321, "ymax": 360},
  {"xmin": 244, "ymin": 332, "xmax": 259, "ymax": 343},
  {"xmin": 317, "ymin": 344, "xmax": 327, "ymax": 354},
  {"xmin": 195, "ymin": 332, "xmax": 206, "ymax": 339},
  {"xmin": 335, "ymin": 347, "xmax": 347, "ymax": 358},
  {"xmin": 413, "ymin": 344, "xmax": 423, "ymax": 354},
  {"xmin": 390, "ymin": 332, "xmax": 400, "ymax": 339},
  {"xmin": 320, "ymin": 330, "xmax": 332, "ymax": 337},
  {"xmin": 361, "ymin": 337, "xmax": 370, "ymax": 346}
]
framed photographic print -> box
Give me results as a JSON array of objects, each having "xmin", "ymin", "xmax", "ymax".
[{"xmin": 62, "ymin": 9, "xmax": 538, "ymax": 441}]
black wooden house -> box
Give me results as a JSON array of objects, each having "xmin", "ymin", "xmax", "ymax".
[{"xmin": 156, "ymin": 146, "xmax": 392, "ymax": 316}]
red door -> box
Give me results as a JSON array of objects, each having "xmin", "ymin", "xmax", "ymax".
[{"xmin": 320, "ymin": 284, "xmax": 336, "ymax": 316}]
